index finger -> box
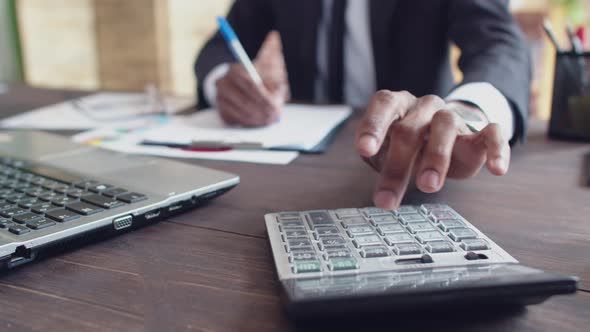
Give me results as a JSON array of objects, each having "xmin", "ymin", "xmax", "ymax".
[{"xmin": 356, "ymin": 90, "xmax": 416, "ymax": 157}]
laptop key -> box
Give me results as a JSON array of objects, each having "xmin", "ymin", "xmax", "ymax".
[
  {"xmin": 25, "ymin": 218, "xmax": 56, "ymax": 230},
  {"xmin": 82, "ymin": 194, "xmax": 126, "ymax": 209},
  {"xmin": 66, "ymin": 202, "xmax": 104, "ymax": 216},
  {"xmin": 102, "ymin": 188, "xmax": 129, "ymax": 198},
  {"xmin": 52, "ymin": 196, "xmax": 77, "ymax": 207},
  {"xmin": 117, "ymin": 192, "xmax": 147, "ymax": 204},
  {"xmin": 0, "ymin": 203, "xmax": 16, "ymax": 211},
  {"xmin": 0, "ymin": 218, "xmax": 15, "ymax": 228},
  {"xmin": 0, "ymin": 207, "xmax": 28, "ymax": 218},
  {"xmin": 31, "ymin": 203, "xmax": 59, "ymax": 214},
  {"xmin": 12, "ymin": 212, "xmax": 43, "ymax": 224},
  {"xmin": 38, "ymin": 192, "xmax": 59, "ymax": 201},
  {"xmin": 87, "ymin": 183, "xmax": 114, "ymax": 193},
  {"xmin": 45, "ymin": 209, "xmax": 81, "ymax": 222},
  {"xmin": 17, "ymin": 198, "xmax": 41, "ymax": 209},
  {"xmin": 74, "ymin": 180, "xmax": 100, "ymax": 189},
  {"xmin": 8, "ymin": 224, "xmax": 31, "ymax": 235}
]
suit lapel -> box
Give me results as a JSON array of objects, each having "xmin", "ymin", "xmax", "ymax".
[{"xmin": 370, "ymin": 0, "xmax": 399, "ymax": 89}]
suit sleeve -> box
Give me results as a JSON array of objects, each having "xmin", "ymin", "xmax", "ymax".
[
  {"xmin": 448, "ymin": 0, "xmax": 531, "ymax": 143},
  {"xmin": 194, "ymin": 0, "xmax": 275, "ymax": 109}
]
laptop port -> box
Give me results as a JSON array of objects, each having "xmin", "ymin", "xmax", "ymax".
[
  {"xmin": 144, "ymin": 209, "xmax": 161, "ymax": 220},
  {"xmin": 168, "ymin": 203, "xmax": 183, "ymax": 213},
  {"xmin": 8, "ymin": 245, "xmax": 36, "ymax": 268},
  {"xmin": 113, "ymin": 215, "xmax": 133, "ymax": 230}
]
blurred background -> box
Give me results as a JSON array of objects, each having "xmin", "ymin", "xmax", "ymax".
[{"xmin": 0, "ymin": 0, "xmax": 589, "ymax": 120}]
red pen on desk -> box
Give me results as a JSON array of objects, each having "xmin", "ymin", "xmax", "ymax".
[{"xmin": 576, "ymin": 26, "xmax": 588, "ymax": 50}]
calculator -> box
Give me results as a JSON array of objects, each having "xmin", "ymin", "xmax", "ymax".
[{"xmin": 264, "ymin": 204, "xmax": 578, "ymax": 318}]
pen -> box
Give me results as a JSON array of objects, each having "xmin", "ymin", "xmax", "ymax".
[
  {"xmin": 139, "ymin": 139, "xmax": 265, "ymax": 151},
  {"xmin": 217, "ymin": 16, "xmax": 263, "ymax": 85},
  {"xmin": 543, "ymin": 19, "xmax": 563, "ymax": 52}
]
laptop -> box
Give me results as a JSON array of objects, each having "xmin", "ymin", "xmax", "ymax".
[{"xmin": 0, "ymin": 130, "xmax": 239, "ymax": 270}]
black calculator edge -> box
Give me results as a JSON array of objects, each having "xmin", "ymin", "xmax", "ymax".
[
  {"xmin": 280, "ymin": 270, "xmax": 578, "ymax": 319},
  {"xmin": 0, "ymin": 184, "xmax": 237, "ymax": 271}
]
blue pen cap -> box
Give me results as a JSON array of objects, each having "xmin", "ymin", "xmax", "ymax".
[{"xmin": 217, "ymin": 16, "xmax": 238, "ymax": 43}]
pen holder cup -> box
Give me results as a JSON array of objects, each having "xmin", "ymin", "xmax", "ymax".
[{"xmin": 549, "ymin": 52, "xmax": 590, "ymax": 141}]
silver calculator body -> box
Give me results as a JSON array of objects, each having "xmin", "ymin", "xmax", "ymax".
[{"xmin": 264, "ymin": 205, "xmax": 578, "ymax": 318}]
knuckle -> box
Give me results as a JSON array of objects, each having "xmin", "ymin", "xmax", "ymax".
[
  {"xmin": 373, "ymin": 90, "xmax": 396, "ymax": 105},
  {"xmin": 391, "ymin": 122, "xmax": 418, "ymax": 144},
  {"xmin": 433, "ymin": 109, "xmax": 461, "ymax": 128},
  {"xmin": 361, "ymin": 114, "xmax": 387, "ymax": 135},
  {"xmin": 420, "ymin": 94, "xmax": 445, "ymax": 108}
]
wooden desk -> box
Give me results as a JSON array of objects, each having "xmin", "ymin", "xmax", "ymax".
[{"xmin": 0, "ymin": 85, "xmax": 589, "ymax": 331}]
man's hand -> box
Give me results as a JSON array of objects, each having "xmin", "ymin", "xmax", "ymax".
[
  {"xmin": 355, "ymin": 90, "xmax": 510, "ymax": 209},
  {"xmin": 215, "ymin": 63, "xmax": 289, "ymax": 127}
]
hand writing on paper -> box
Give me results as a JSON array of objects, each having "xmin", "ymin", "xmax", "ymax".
[{"xmin": 355, "ymin": 90, "xmax": 510, "ymax": 209}]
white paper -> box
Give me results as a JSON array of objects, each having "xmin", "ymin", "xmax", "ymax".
[
  {"xmin": 0, "ymin": 92, "xmax": 194, "ymax": 130},
  {"xmin": 72, "ymin": 125, "xmax": 298, "ymax": 165},
  {"xmin": 146, "ymin": 104, "xmax": 352, "ymax": 151}
]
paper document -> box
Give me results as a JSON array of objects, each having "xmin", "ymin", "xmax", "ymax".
[
  {"xmin": 0, "ymin": 92, "xmax": 194, "ymax": 130},
  {"xmin": 145, "ymin": 104, "xmax": 352, "ymax": 151},
  {"xmin": 72, "ymin": 124, "xmax": 298, "ymax": 165}
]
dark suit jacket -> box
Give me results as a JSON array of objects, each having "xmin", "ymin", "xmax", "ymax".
[{"xmin": 195, "ymin": 0, "xmax": 531, "ymax": 142}]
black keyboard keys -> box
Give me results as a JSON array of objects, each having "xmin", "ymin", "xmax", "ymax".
[
  {"xmin": 9, "ymin": 224, "xmax": 31, "ymax": 235},
  {"xmin": 0, "ymin": 207, "xmax": 28, "ymax": 218},
  {"xmin": 52, "ymin": 196, "xmax": 77, "ymax": 207},
  {"xmin": 26, "ymin": 218, "xmax": 56, "ymax": 230},
  {"xmin": 0, "ymin": 218, "xmax": 14, "ymax": 228},
  {"xmin": 12, "ymin": 212, "xmax": 43, "ymax": 224},
  {"xmin": 46, "ymin": 209, "xmax": 81, "ymax": 222},
  {"xmin": 31, "ymin": 203, "xmax": 59, "ymax": 214},
  {"xmin": 87, "ymin": 183, "xmax": 113, "ymax": 193},
  {"xmin": 81, "ymin": 194, "xmax": 125, "ymax": 209},
  {"xmin": 117, "ymin": 192, "xmax": 147, "ymax": 203},
  {"xmin": 66, "ymin": 202, "xmax": 103, "ymax": 216},
  {"xmin": 102, "ymin": 188, "xmax": 128, "ymax": 198}
]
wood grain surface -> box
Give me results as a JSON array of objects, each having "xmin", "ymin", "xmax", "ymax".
[{"xmin": 0, "ymin": 85, "xmax": 589, "ymax": 331}]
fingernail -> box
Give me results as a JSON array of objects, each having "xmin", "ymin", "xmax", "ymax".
[
  {"xmin": 493, "ymin": 157, "xmax": 507, "ymax": 172},
  {"xmin": 359, "ymin": 135, "xmax": 378, "ymax": 154},
  {"xmin": 419, "ymin": 169, "xmax": 440, "ymax": 191},
  {"xmin": 374, "ymin": 190, "xmax": 398, "ymax": 209}
]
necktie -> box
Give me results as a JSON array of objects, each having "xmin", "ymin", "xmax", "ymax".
[{"xmin": 327, "ymin": 0, "xmax": 347, "ymax": 103}]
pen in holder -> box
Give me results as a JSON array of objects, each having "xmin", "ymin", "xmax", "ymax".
[{"xmin": 548, "ymin": 51, "xmax": 590, "ymax": 141}]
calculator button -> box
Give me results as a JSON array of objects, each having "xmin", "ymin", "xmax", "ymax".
[
  {"xmin": 429, "ymin": 210, "xmax": 458, "ymax": 222},
  {"xmin": 399, "ymin": 213, "xmax": 427, "ymax": 224},
  {"xmin": 285, "ymin": 230, "xmax": 308, "ymax": 238},
  {"xmin": 290, "ymin": 252, "xmax": 317, "ymax": 262},
  {"xmin": 448, "ymin": 228, "xmax": 478, "ymax": 242},
  {"xmin": 406, "ymin": 222, "xmax": 435, "ymax": 233},
  {"xmin": 362, "ymin": 207, "xmax": 390, "ymax": 217},
  {"xmin": 288, "ymin": 239, "xmax": 312, "ymax": 249},
  {"xmin": 324, "ymin": 249, "xmax": 352, "ymax": 260},
  {"xmin": 340, "ymin": 216, "xmax": 367, "ymax": 228},
  {"xmin": 320, "ymin": 244, "xmax": 349, "ymax": 251},
  {"xmin": 352, "ymin": 235, "xmax": 382, "ymax": 248},
  {"xmin": 360, "ymin": 245, "xmax": 390, "ymax": 258},
  {"xmin": 346, "ymin": 225, "xmax": 373, "ymax": 236},
  {"xmin": 319, "ymin": 236, "xmax": 346, "ymax": 248},
  {"xmin": 426, "ymin": 241, "xmax": 455, "ymax": 253},
  {"xmin": 293, "ymin": 261, "xmax": 321, "ymax": 273},
  {"xmin": 335, "ymin": 208, "xmax": 360, "ymax": 218},
  {"xmin": 286, "ymin": 246, "xmax": 315, "ymax": 253},
  {"xmin": 369, "ymin": 215, "xmax": 397, "ymax": 225},
  {"xmin": 314, "ymin": 227, "xmax": 340, "ymax": 239},
  {"xmin": 307, "ymin": 211, "xmax": 335, "ymax": 229},
  {"xmin": 278, "ymin": 212, "xmax": 301, "ymax": 220},
  {"xmin": 460, "ymin": 239, "xmax": 490, "ymax": 251},
  {"xmin": 415, "ymin": 231, "xmax": 446, "ymax": 244},
  {"xmin": 420, "ymin": 204, "xmax": 449, "ymax": 213},
  {"xmin": 329, "ymin": 258, "xmax": 359, "ymax": 271},
  {"xmin": 384, "ymin": 233, "xmax": 415, "ymax": 245},
  {"xmin": 394, "ymin": 206, "xmax": 419, "ymax": 215},
  {"xmin": 393, "ymin": 243, "xmax": 422, "ymax": 255},
  {"xmin": 438, "ymin": 219, "xmax": 466, "ymax": 232},
  {"xmin": 280, "ymin": 219, "xmax": 305, "ymax": 228},
  {"xmin": 376, "ymin": 223, "xmax": 405, "ymax": 236}
]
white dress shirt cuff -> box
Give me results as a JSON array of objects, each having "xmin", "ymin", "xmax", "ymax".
[
  {"xmin": 203, "ymin": 63, "xmax": 231, "ymax": 107},
  {"xmin": 446, "ymin": 82, "xmax": 515, "ymax": 141}
]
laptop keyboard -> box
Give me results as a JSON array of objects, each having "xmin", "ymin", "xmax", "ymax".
[
  {"xmin": 265, "ymin": 205, "xmax": 517, "ymax": 280},
  {"xmin": 0, "ymin": 157, "xmax": 147, "ymax": 236}
]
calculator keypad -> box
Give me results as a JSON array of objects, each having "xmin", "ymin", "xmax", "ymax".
[{"xmin": 273, "ymin": 205, "xmax": 494, "ymax": 274}]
